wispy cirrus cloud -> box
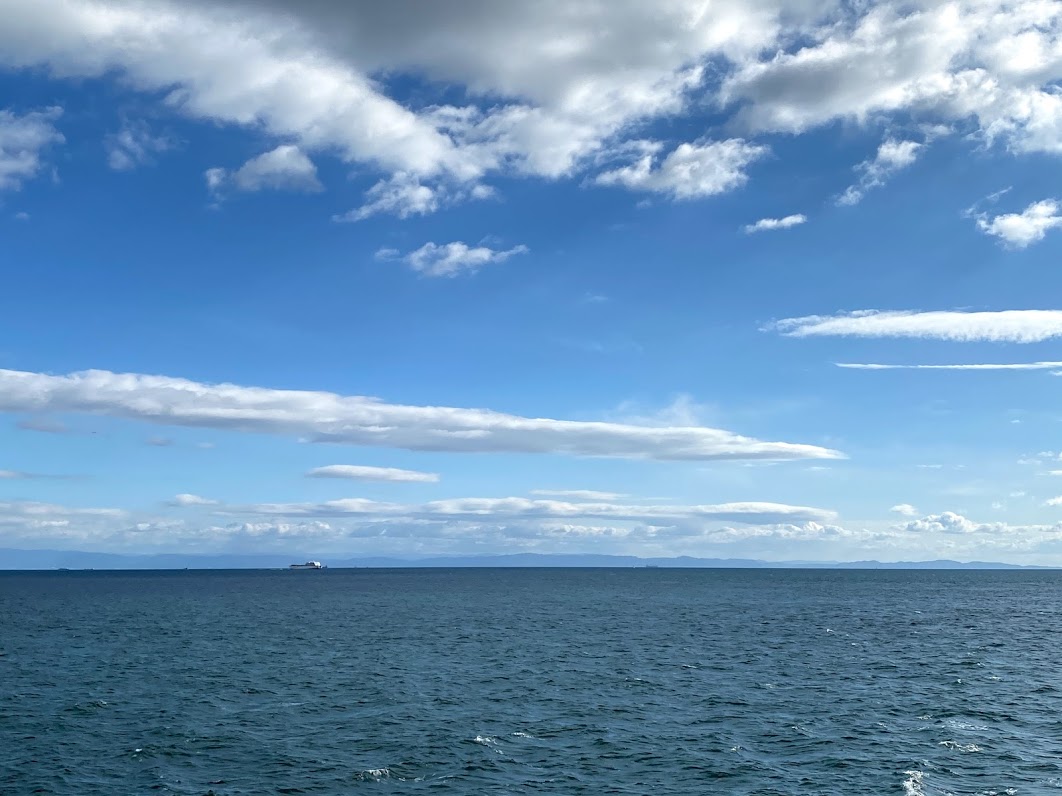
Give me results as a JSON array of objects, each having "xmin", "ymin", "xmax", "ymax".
[
  {"xmin": 770, "ymin": 310, "xmax": 1062, "ymax": 343},
  {"xmin": 837, "ymin": 138, "xmax": 923, "ymax": 206},
  {"xmin": 307, "ymin": 465, "xmax": 439, "ymax": 483},
  {"xmin": 0, "ymin": 107, "xmax": 64, "ymax": 192},
  {"xmin": 167, "ymin": 494, "xmax": 219, "ymax": 507},
  {"xmin": 0, "ymin": 368, "xmax": 843, "ymax": 462},
  {"xmin": 105, "ymin": 119, "xmax": 174, "ymax": 171},
  {"xmin": 0, "ymin": 469, "xmax": 73, "ymax": 480},
  {"xmin": 530, "ymin": 490, "xmax": 627, "ymax": 501},
  {"xmin": 837, "ymin": 361, "xmax": 1062, "ymax": 371},
  {"xmin": 16, "ymin": 417, "xmax": 71, "ymax": 434}
]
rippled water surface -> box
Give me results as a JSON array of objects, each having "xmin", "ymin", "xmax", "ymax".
[{"xmin": 2, "ymin": 569, "xmax": 1061, "ymax": 795}]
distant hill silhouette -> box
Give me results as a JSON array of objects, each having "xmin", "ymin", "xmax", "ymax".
[{"xmin": 0, "ymin": 549, "xmax": 1052, "ymax": 570}]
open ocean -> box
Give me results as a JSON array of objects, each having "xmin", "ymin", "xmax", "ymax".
[{"xmin": 1, "ymin": 568, "xmax": 1060, "ymax": 795}]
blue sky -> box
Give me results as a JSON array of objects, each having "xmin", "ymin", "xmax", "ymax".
[{"xmin": 4, "ymin": 0, "xmax": 1062, "ymax": 562}]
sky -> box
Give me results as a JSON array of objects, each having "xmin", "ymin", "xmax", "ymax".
[{"xmin": 4, "ymin": 0, "xmax": 1062, "ymax": 564}]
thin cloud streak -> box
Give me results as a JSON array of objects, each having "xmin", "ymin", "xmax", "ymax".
[
  {"xmin": 837, "ymin": 361, "xmax": 1062, "ymax": 371},
  {"xmin": 221, "ymin": 496, "xmax": 838, "ymax": 526},
  {"xmin": 771, "ymin": 310, "xmax": 1062, "ymax": 343},
  {"xmin": 307, "ymin": 465, "xmax": 440, "ymax": 483},
  {"xmin": 0, "ymin": 368, "xmax": 843, "ymax": 462}
]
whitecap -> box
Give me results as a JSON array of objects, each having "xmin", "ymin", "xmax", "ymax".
[
  {"xmin": 903, "ymin": 770, "xmax": 926, "ymax": 796},
  {"xmin": 943, "ymin": 718, "xmax": 988, "ymax": 732},
  {"xmin": 939, "ymin": 740, "xmax": 981, "ymax": 752}
]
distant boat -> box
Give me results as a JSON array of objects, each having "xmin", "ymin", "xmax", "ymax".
[{"xmin": 289, "ymin": 561, "xmax": 326, "ymax": 570}]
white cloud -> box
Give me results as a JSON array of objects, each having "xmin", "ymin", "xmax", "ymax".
[
  {"xmin": 596, "ymin": 138, "xmax": 767, "ymax": 199},
  {"xmin": 306, "ymin": 465, "xmax": 439, "ymax": 483},
  {"xmin": 168, "ymin": 493, "xmax": 219, "ymax": 507},
  {"xmin": 975, "ymin": 199, "xmax": 1062, "ymax": 248},
  {"xmin": 336, "ymin": 173, "xmax": 442, "ymax": 221},
  {"xmin": 0, "ymin": 368, "xmax": 843, "ymax": 462},
  {"xmin": 207, "ymin": 144, "xmax": 322, "ymax": 196},
  {"xmin": 0, "ymin": 106, "xmax": 63, "ymax": 191},
  {"xmin": 105, "ymin": 120, "xmax": 173, "ymax": 170},
  {"xmin": 530, "ymin": 490, "xmax": 627, "ymax": 501},
  {"xmin": 146, "ymin": 436, "xmax": 174, "ymax": 447},
  {"xmin": 4, "ymin": 1, "xmax": 1062, "ymax": 216},
  {"xmin": 838, "ymin": 361, "xmax": 1062, "ymax": 370},
  {"xmin": 771, "ymin": 310, "xmax": 1062, "ymax": 343},
  {"xmin": 225, "ymin": 496, "xmax": 838, "ymax": 526},
  {"xmin": 0, "ymin": 500, "xmax": 125, "ymax": 525},
  {"xmin": 890, "ymin": 503, "xmax": 920, "ymax": 516},
  {"xmin": 0, "ymin": 0, "xmax": 784, "ymax": 216},
  {"xmin": 837, "ymin": 138, "xmax": 923, "ymax": 206},
  {"xmin": 896, "ymin": 511, "xmax": 1011, "ymax": 535},
  {"xmin": 721, "ymin": 1, "xmax": 1062, "ymax": 157},
  {"xmin": 744, "ymin": 214, "xmax": 806, "ymax": 233},
  {"xmin": 378, "ymin": 241, "xmax": 529, "ymax": 278},
  {"xmin": 13, "ymin": 211, "xmax": 29, "ymax": 221}
]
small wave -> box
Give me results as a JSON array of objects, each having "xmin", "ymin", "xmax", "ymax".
[
  {"xmin": 511, "ymin": 731, "xmax": 535, "ymax": 739},
  {"xmin": 473, "ymin": 735, "xmax": 498, "ymax": 746},
  {"xmin": 943, "ymin": 718, "xmax": 988, "ymax": 732},
  {"xmin": 903, "ymin": 770, "xmax": 925, "ymax": 796},
  {"xmin": 939, "ymin": 740, "xmax": 981, "ymax": 752},
  {"xmin": 354, "ymin": 768, "xmax": 391, "ymax": 781}
]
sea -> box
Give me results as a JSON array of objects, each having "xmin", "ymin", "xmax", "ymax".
[{"xmin": 1, "ymin": 568, "xmax": 1060, "ymax": 795}]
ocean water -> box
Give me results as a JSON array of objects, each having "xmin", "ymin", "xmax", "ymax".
[{"xmin": 1, "ymin": 569, "xmax": 1060, "ymax": 795}]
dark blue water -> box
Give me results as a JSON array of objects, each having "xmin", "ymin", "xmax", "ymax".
[{"xmin": 1, "ymin": 569, "xmax": 1060, "ymax": 795}]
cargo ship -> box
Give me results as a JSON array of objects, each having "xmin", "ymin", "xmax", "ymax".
[{"xmin": 289, "ymin": 561, "xmax": 326, "ymax": 570}]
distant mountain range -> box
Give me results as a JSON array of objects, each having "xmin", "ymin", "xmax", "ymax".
[{"xmin": 0, "ymin": 548, "xmax": 1053, "ymax": 570}]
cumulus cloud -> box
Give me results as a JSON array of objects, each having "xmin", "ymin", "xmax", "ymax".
[
  {"xmin": 0, "ymin": 0, "xmax": 783, "ymax": 216},
  {"xmin": 595, "ymin": 138, "xmax": 767, "ymax": 199},
  {"xmin": 530, "ymin": 490, "xmax": 627, "ymax": 501},
  {"xmin": 721, "ymin": 0, "xmax": 1062, "ymax": 157},
  {"xmin": 3, "ymin": 1, "xmax": 1062, "ymax": 215},
  {"xmin": 838, "ymin": 361, "xmax": 1062, "ymax": 371},
  {"xmin": 837, "ymin": 138, "xmax": 923, "ymax": 206},
  {"xmin": 896, "ymin": 511, "xmax": 996, "ymax": 534},
  {"xmin": 206, "ymin": 144, "xmax": 322, "ymax": 196},
  {"xmin": 0, "ymin": 368, "xmax": 843, "ymax": 462},
  {"xmin": 975, "ymin": 200, "xmax": 1062, "ymax": 248},
  {"xmin": 770, "ymin": 310, "xmax": 1062, "ymax": 343},
  {"xmin": 168, "ymin": 493, "xmax": 219, "ymax": 507},
  {"xmin": 743, "ymin": 214, "xmax": 806, "ymax": 233},
  {"xmin": 377, "ymin": 241, "xmax": 529, "ymax": 278},
  {"xmin": 105, "ymin": 119, "xmax": 173, "ymax": 170},
  {"xmin": 306, "ymin": 465, "xmax": 439, "ymax": 483},
  {"xmin": 890, "ymin": 503, "xmax": 920, "ymax": 516},
  {"xmin": 0, "ymin": 106, "xmax": 63, "ymax": 191}
]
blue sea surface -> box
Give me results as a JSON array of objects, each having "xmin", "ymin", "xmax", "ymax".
[{"xmin": 1, "ymin": 568, "xmax": 1060, "ymax": 795}]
